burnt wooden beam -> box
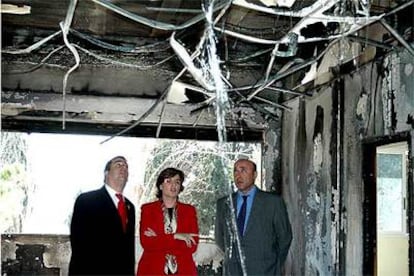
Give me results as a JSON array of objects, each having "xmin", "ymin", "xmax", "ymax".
[
  {"xmin": 2, "ymin": 119, "xmax": 265, "ymax": 141},
  {"xmin": 1, "ymin": 90, "xmax": 266, "ymax": 141}
]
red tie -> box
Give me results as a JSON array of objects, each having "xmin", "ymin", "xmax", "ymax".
[{"xmin": 116, "ymin": 193, "xmax": 127, "ymax": 232}]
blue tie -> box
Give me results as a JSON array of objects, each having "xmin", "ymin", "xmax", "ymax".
[{"xmin": 237, "ymin": 195, "xmax": 248, "ymax": 236}]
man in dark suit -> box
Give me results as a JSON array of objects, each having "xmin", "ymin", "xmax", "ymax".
[
  {"xmin": 69, "ymin": 156, "xmax": 136, "ymax": 275},
  {"xmin": 215, "ymin": 159, "xmax": 292, "ymax": 275}
]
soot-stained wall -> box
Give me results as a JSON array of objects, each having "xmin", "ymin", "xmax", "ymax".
[{"xmin": 280, "ymin": 48, "xmax": 413, "ymax": 275}]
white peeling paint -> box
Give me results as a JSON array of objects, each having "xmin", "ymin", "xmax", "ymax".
[
  {"xmin": 330, "ymin": 183, "xmax": 340, "ymax": 267},
  {"xmin": 258, "ymin": 0, "xmax": 277, "ymax": 6},
  {"xmin": 1, "ymin": 103, "xmax": 33, "ymax": 116},
  {"xmin": 356, "ymin": 93, "xmax": 368, "ymax": 121},
  {"xmin": 258, "ymin": 0, "xmax": 297, "ymax": 8},
  {"xmin": 0, "ymin": 4, "xmax": 31, "ymax": 14},
  {"xmin": 313, "ymin": 133, "xmax": 323, "ymax": 173},
  {"xmin": 315, "ymin": 192, "xmax": 320, "ymax": 204},
  {"xmin": 302, "ymin": 59, "xmax": 318, "ymax": 84},
  {"xmin": 277, "ymin": 0, "xmax": 296, "ymax": 8},
  {"xmin": 404, "ymin": 62, "xmax": 413, "ymax": 76},
  {"xmin": 167, "ymin": 81, "xmax": 189, "ymax": 104}
]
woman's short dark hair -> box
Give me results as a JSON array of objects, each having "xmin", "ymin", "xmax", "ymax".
[{"xmin": 155, "ymin": 167, "xmax": 185, "ymax": 199}]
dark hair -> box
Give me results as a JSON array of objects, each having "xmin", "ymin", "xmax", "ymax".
[
  {"xmin": 155, "ymin": 167, "xmax": 185, "ymax": 199},
  {"xmin": 103, "ymin": 156, "xmax": 127, "ymax": 182}
]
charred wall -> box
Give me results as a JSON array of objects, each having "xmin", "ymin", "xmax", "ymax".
[{"xmin": 280, "ymin": 48, "xmax": 414, "ymax": 275}]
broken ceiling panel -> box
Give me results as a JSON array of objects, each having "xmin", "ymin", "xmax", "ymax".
[{"xmin": 1, "ymin": 0, "xmax": 413, "ymax": 138}]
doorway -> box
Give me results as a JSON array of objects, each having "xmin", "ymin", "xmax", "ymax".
[
  {"xmin": 363, "ymin": 136, "xmax": 412, "ymax": 276},
  {"xmin": 376, "ymin": 142, "xmax": 408, "ymax": 275}
]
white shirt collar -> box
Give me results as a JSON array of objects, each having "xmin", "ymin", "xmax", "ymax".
[{"xmin": 105, "ymin": 184, "xmax": 122, "ymax": 206}]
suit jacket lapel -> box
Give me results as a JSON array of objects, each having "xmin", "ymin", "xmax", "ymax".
[
  {"xmin": 244, "ymin": 189, "xmax": 263, "ymax": 236},
  {"xmin": 101, "ymin": 186, "xmax": 119, "ymax": 215},
  {"xmin": 232, "ymin": 193, "xmax": 238, "ymax": 217},
  {"xmin": 225, "ymin": 193, "xmax": 238, "ymax": 234}
]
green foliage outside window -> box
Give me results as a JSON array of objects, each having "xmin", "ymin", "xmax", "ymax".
[{"xmin": 143, "ymin": 140, "xmax": 259, "ymax": 236}]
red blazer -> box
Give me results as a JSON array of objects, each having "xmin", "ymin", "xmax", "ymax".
[{"xmin": 137, "ymin": 200, "xmax": 199, "ymax": 276}]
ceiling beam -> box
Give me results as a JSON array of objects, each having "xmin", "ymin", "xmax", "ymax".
[{"xmin": 1, "ymin": 90, "xmax": 266, "ymax": 141}]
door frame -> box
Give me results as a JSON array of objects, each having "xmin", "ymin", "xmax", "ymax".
[{"xmin": 362, "ymin": 131, "xmax": 413, "ymax": 275}]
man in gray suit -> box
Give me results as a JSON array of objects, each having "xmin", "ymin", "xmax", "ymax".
[{"xmin": 215, "ymin": 159, "xmax": 292, "ymax": 275}]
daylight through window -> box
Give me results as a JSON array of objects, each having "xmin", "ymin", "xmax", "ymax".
[{"xmin": 0, "ymin": 132, "xmax": 261, "ymax": 237}]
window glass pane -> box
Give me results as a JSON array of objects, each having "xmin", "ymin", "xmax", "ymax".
[
  {"xmin": 377, "ymin": 153, "xmax": 403, "ymax": 232},
  {"xmin": 377, "ymin": 153, "xmax": 402, "ymax": 178}
]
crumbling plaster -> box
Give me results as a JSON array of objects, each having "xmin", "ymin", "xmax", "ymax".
[
  {"xmin": 280, "ymin": 47, "xmax": 413, "ymax": 275},
  {"xmin": 282, "ymin": 86, "xmax": 335, "ymax": 275}
]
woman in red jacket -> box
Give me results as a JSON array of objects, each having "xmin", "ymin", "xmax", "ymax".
[{"xmin": 137, "ymin": 167, "xmax": 199, "ymax": 275}]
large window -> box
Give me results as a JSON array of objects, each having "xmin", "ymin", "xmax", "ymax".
[{"xmin": 0, "ymin": 132, "xmax": 261, "ymax": 236}]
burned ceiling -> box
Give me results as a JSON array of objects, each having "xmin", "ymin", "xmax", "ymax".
[{"xmin": 1, "ymin": 0, "xmax": 413, "ymax": 141}]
